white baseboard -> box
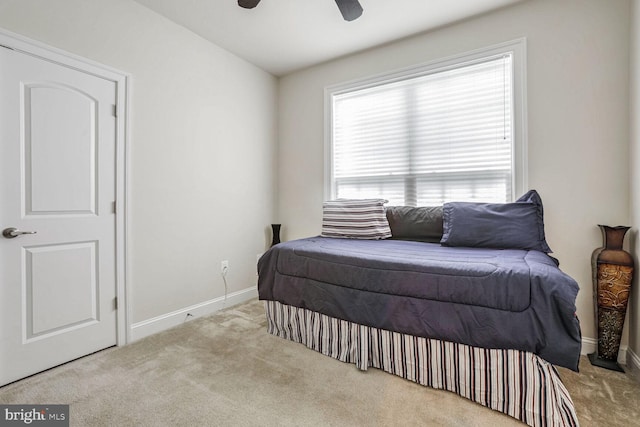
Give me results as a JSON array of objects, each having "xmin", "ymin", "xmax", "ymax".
[
  {"xmin": 626, "ymin": 348, "xmax": 640, "ymax": 381},
  {"xmin": 581, "ymin": 337, "xmax": 627, "ymax": 364},
  {"xmin": 129, "ymin": 286, "xmax": 258, "ymax": 342}
]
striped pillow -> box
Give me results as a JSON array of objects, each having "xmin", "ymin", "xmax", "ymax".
[{"xmin": 321, "ymin": 199, "xmax": 392, "ymax": 240}]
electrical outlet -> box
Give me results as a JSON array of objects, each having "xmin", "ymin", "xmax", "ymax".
[{"xmin": 221, "ymin": 260, "xmax": 229, "ymax": 277}]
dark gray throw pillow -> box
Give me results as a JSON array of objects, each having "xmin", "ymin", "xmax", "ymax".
[
  {"xmin": 440, "ymin": 190, "xmax": 552, "ymax": 252},
  {"xmin": 385, "ymin": 206, "xmax": 443, "ymax": 243}
]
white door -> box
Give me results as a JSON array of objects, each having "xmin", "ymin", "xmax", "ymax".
[{"xmin": 0, "ymin": 46, "xmax": 118, "ymax": 386}]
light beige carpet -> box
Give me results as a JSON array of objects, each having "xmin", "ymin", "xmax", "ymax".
[{"xmin": 1, "ymin": 299, "xmax": 639, "ymax": 426}]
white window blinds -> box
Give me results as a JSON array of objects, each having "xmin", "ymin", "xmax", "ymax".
[{"xmin": 331, "ymin": 53, "xmax": 514, "ymax": 206}]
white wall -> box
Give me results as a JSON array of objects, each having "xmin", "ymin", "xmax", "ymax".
[
  {"xmin": 0, "ymin": 0, "xmax": 278, "ymax": 324},
  {"xmin": 630, "ymin": 0, "xmax": 640, "ymax": 365},
  {"xmin": 278, "ymin": 0, "xmax": 631, "ymax": 343}
]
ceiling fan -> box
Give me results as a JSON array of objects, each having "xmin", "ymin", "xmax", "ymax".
[{"xmin": 238, "ymin": 0, "xmax": 364, "ymax": 22}]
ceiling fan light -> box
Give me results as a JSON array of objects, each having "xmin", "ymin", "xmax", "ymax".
[{"xmin": 238, "ymin": 0, "xmax": 261, "ymax": 9}]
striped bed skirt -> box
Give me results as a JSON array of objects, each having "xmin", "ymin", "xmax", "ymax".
[{"xmin": 264, "ymin": 300, "xmax": 579, "ymax": 427}]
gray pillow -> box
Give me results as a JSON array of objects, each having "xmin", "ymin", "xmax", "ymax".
[
  {"xmin": 385, "ymin": 206, "xmax": 443, "ymax": 243},
  {"xmin": 440, "ymin": 190, "xmax": 552, "ymax": 252}
]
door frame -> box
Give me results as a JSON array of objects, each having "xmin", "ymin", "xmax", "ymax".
[{"xmin": 0, "ymin": 28, "xmax": 131, "ymax": 345}]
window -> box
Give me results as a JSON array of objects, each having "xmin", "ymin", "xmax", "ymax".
[{"xmin": 325, "ymin": 40, "xmax": 526, "ymax": 206}]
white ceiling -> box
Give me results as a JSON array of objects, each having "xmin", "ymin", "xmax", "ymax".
[{"xmin": 133, "ymin": 0, "xmax": 524, "ymax": 76}]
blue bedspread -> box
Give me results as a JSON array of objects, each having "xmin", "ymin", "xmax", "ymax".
[{"xmin": 257, "ymin": 237, "xmax": 582, "ymax": 371}]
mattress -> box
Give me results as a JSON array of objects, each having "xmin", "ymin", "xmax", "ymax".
[{"xmin": 257, "ymin": 237, "xmax": 582, "ymax": 370}]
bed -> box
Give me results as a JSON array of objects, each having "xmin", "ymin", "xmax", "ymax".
[{"xmin": 257, "ymin": 193, "xmax": 582, "ymax": 427}]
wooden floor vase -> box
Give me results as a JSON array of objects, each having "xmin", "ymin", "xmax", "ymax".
[{"xmin": 589, "ymin": 225, "xmax": 634, "ymax": 372}]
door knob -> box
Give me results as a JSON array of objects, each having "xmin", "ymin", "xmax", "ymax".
[{"xmin": 2, "ymin": 227, "xmax": 37, "ymax": 239}]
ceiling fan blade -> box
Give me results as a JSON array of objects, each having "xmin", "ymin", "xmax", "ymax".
[
  {"xmin": 335, "ymin": 0, "xmax": 363, "ymax": 21},
  {"xmin": 238, "ymin": 0, "xmax": 261, "ymax": 9}
]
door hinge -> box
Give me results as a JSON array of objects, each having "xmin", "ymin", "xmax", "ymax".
[
  {"xmin": 114, "ymin": 297, "xmax": 118, "ymax": 310},
  {"xmin": 112, "ymin": 104, "xmax": 117, "ymax": 117},
  {"xmin": 112, "ymin": 201, "xmax": 116, "ymax": 214}
]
